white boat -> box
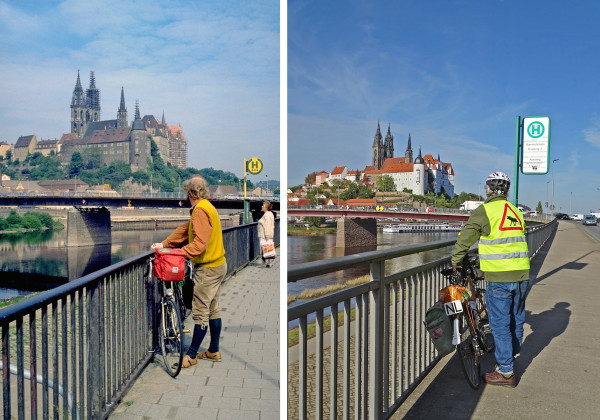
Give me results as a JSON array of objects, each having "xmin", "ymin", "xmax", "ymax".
[{"xmin": 382, "ymin": 223, "xmax": 462, "ymax": 233}]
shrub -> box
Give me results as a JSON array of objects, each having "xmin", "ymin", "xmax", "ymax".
[
  {"xmin": 6, "ymin": 210, "xmax": 22, "ymax": 227},
  {"xmin": 22, "ymin": 214, "xmax": 42, "ymax": 230}
]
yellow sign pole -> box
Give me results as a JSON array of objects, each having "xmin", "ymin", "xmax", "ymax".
[
  {"xmin": 243, "ymin": 157, "xmax": 249, "ymax": 224},
  {"xmin": 243, "ymin": 157, "xmax": 247, "ymax": 199}
]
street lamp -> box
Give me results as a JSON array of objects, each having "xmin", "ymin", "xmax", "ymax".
[
  {"xmin": 551, "ymin": 159, "xmax": 559, "ymax": 215},
  {"xmin": 265, "ymin": 174, "xmax": 269, "ymax": 195},
  {"xmin": 570, "ymin": 191, "xmax": 573, "ymax": 215},
  {"xmin": 546, "ymin": 181, "xmax": 550, "ymax": 212}
]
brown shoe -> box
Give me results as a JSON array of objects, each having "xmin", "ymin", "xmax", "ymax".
[
  {"xmin": 197, "ymin": 350, "xmax": 222, "ymax": 362},
  {"xmin": 181, "ymin": 354, "xmax": 198, "ymax": 368},
  {"xmin": 484, "ymin": 370, "xmax": 516, "ymax": 388}
]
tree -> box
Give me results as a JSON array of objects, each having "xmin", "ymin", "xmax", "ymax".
[
  {"xmin": 82, "ymin": 146, "xmax": 103, "ymax": 169},
  {"xmin": 305, "ymin": 172, "xmax": 317, "ymax": 186},
  {"xmin": 69, "ymin": 152, "xmax": 84, "ymax": 176},
  {"xmin": 378, "ymin": 175, "xmax": 395, "ymax": 192},
  {"xmin": 536, "ymin": 201, "xmax": 543, "ymax": 214},
  {"xmin": 305, "ymin": 216, "xmax": 325, "ymax": 227}
]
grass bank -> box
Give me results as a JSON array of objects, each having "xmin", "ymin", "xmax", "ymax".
[
  {"xmin": 288, "ymin": 226, "xmax": 336, "ymax": 236},
  {"xmin": 287, "ymin": 274, "xmax": 370, "ymax": 347}
]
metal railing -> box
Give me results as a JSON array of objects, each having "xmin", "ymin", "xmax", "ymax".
[
  {"xmin": 0, "ymin": 219, "xmax": 279, "ymax": 420},
  {"xmin": 287, "ymin": 219, "xmax": 557, "ymax": 419}
]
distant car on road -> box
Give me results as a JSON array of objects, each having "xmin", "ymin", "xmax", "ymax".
[
  {"xmin": 556, "ymin": 213, "xmax": 571, "ymax": 220},
  {"xmin": 571, "ymin": 214, "xmax": 584, "ymax": 221},
  {"xmin": 583, "ymin": 215, "xmax": 597, "ymax": 226}
]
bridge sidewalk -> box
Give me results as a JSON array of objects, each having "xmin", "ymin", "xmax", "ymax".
[
  {"xmin": 110, "ymin": 257, "xmax": 280, "ymax": 420},
  {"xmin": 392, "ymin": 220, "xmax": 600, "ymax": 419}
]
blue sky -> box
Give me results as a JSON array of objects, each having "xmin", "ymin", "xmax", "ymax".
[
  {"xmin": 288, "ymin": 0, "xmax": 600, "ymax": 214},
  {"xmin": 0, "ymin": 0, "xmax": 279, "ymax": 182}
]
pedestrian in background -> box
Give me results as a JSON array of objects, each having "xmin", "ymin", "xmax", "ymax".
[
  {"xmin": 151, "ymin": 176, "xmax": 227, "ymax": 368},
  {"xmin": 451, "ymin": 171, "xmax": 530, "ymax": 388},
  {"xmin": 257, "ymin": 200, "xmax": 275, "ymax": 267}
]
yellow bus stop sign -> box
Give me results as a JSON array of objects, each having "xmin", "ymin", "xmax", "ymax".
[{"xmin": 246, "ymin": 157, "xmax": 263, "ymax": 175}]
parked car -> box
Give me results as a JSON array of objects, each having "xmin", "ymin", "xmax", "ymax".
[
  {"xmin": 582, "ymin": 215, "xmax": 598, "ymax": 226},
  {"xmin": 556, "ymin": 213, "xmax": 571, "ymax": 220}
]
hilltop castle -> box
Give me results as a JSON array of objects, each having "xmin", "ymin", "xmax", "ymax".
[
  {"xmin": 312, "ymin": 122, "xmax": 455, "ymax": 197},
  {"xmin": 59, "ymin": 70, "xmax": 186, "ymax": 170}
]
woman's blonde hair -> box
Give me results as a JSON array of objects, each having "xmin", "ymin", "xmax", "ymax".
[
  {"xmin": 183, "ymin": 177, "xmax": 209, "ymax": 200},
  {"xmin": 263, "ymin": 201, "xmax": 272, "ymax": 211}
]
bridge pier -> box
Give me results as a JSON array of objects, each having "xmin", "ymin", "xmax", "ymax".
[
  {"xmin": 67, "ymin": 207, "xmax": 112, "ymax": 247},
  {"xmin": 336, "ymin": 217, "xmax": 377, "ymax": 248}
]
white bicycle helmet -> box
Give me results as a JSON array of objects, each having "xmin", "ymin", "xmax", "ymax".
[{"xmin": 486, "ymin": 171, "xmax": 510, "ymax": 194}]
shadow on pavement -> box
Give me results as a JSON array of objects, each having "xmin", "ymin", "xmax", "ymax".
[{"xmin": 517, "ymin": 302, "xmax": 571, "ymax": 380}]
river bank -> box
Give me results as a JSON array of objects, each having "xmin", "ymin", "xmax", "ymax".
[{"xmin": 288, "ymin": 226, "xmax": 336, "ymax": 236}]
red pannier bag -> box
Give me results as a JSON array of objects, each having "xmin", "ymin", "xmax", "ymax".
[{"xmin": 153, "ymin": 248, "xmax": 186, "ymax": 281}]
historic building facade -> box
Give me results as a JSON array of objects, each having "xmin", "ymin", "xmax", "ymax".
[
  {"xmin": 64, "ymin": 70, "xmax": 187, "ymax": 170},
  {"xmin": 314, "ymin": 122, "xmax": 455, "ymax": 197}
]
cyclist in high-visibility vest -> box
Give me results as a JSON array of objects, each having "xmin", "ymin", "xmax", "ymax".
[{"xmin": 451, "ymin": 171, "xmax": 530, "ymax": 388}]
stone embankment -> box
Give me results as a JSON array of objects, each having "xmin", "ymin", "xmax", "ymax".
[{"xmin": 0, "ymin": 207, "xmax": 243, "ymax": 230}]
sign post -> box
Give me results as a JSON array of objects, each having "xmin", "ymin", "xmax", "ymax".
[
  {"xmin": 514, "ymin": 116, "xmax": 551, "ymax": 207},
  {"xmin": 243, "ymin": 157, "xmax": 264, "ymax": 224}
]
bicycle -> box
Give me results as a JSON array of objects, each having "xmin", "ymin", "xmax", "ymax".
[
  {"xmin": 440, "ymin": 253, "xmax": 494, "ymax": 389},
  {"xmin": 149, "ymin": 256, "xmax": 185, "ymax": 377}
]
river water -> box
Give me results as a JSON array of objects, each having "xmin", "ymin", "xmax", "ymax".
[
  {"xmin": 288, "ymin": 230, "xmax": 459, "ymax": 306},
  {"xmin": 0, "ymin": 228, "xmax": 174, "ymax": 300}
]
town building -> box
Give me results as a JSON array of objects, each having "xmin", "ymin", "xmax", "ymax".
[{"xmin": 309, "ymin": 123, "xmax": 455, "ymax": 197}]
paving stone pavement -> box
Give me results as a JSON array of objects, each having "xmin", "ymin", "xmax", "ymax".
[{"xmin": 110, "ymin": 257, "xmax": 280, "ymax": 420}]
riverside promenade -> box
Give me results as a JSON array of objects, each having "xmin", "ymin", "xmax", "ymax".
[
  {"xmin": 109, "ymin": 257, "xmax": 280, "ymax": 420},
  {"xmin": 392, "ymin": 220, "xmax": 600, "ymax": 419}
]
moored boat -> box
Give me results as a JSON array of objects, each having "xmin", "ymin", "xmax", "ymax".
[{"xmin": 382, "ymin": 223, "xmax": 462, "ymax": 233}]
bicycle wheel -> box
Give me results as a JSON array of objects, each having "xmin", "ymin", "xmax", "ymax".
[
  {"xmin": 159, "ymin": 297, "xmax": 184, "ymax": 377},
  {"xmin": 456, "ymin": 313, "xmax": 481, "ymax": 390}
]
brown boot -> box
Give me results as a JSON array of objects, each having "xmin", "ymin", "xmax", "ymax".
[{"xmin": 484, "ymin": 370, "xmax": 516, "ymax": 388}]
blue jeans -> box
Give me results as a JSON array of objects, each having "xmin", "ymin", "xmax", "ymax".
[{"xmin": 486, "ymin": 281, "xmax": 528, "ymax": 374}]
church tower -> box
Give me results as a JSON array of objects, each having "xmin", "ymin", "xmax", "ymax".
[
  {"xmin": 384, "ymin": 123, "xmax": 394, "ymax": 161},
  {"xmin": 117, "ymin": 87, "xmax": 128, "ymax": 128},
  {"xmin": 130, "ymin": 101, "xmax": 150, "ymax": 170},
  {"xmin": 372, "ymin": 122, "xmax": 384, "ymax": 169},
  {"xmin": 70, "ymin": 70, "xmax": 86, "ymax": 137},
  {"xmin": 85, "ymin": 71, "xmax": 101, "ymax": 123},
  {"xmin": 405, "ymin": 133, "xmax": 414, "ymax": 163}
]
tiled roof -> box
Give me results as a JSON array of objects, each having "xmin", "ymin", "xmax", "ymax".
[
  {"xmin": 85, "ymin": 127, "xmax": 131, "ymax": 144},
  {"xmin": 167, "ymin": 124, "xmax": 186, "ymax": 141},
  {"xmin": 83, "ymin": 120, "xmax": 118, "ymax": 138},
  {"xmin": 331, "ymin": 166, "xmax": 346, "ymax": 175},
  {"xmin": 345, "ymin": 198, "xmax": 377, "ymax": 206},
  {"xmin": 15, "ymin": 135, "xmax": 35, "ymax": 148}
]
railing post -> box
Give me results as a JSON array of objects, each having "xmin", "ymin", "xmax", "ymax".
[
  {"xmin": 369, "ymin": 261, "xmax": 385, "ymax": 419},
  {"xmin": 88, "ymin": 281, "xmax": 102, "ymax": 418}
]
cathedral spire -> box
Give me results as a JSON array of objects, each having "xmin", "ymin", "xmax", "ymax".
[
  {"xmin": 405, "ymin": 133, "xmax": 414, "ymax": 163},
  {"xmin": 384, "ymin": 123, "xmax": 394, "ymax": 160},
  {"xmin": 71, "ymin": 70, "xmax": 85, "ymax": 107},
  {"xmin": 119, "ymin": 87, "xmax": 127, "ymax": 112},
  {"xmin": 117, "ymin": 87, "xmax": 128, "ymax": 128}
]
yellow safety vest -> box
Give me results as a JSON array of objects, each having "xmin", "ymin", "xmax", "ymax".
[
  {"xmin": 188, "ymin": 199, "xmax": 226, "ymax": 267},
  {"xmin": 479, "ymin": 200, "xmax": 530, "ymax": 272}
]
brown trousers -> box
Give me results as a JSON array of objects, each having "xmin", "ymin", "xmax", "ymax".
[{"xmin": 192, "ymin": 262, "xmax": 227, "ymax": 327}]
